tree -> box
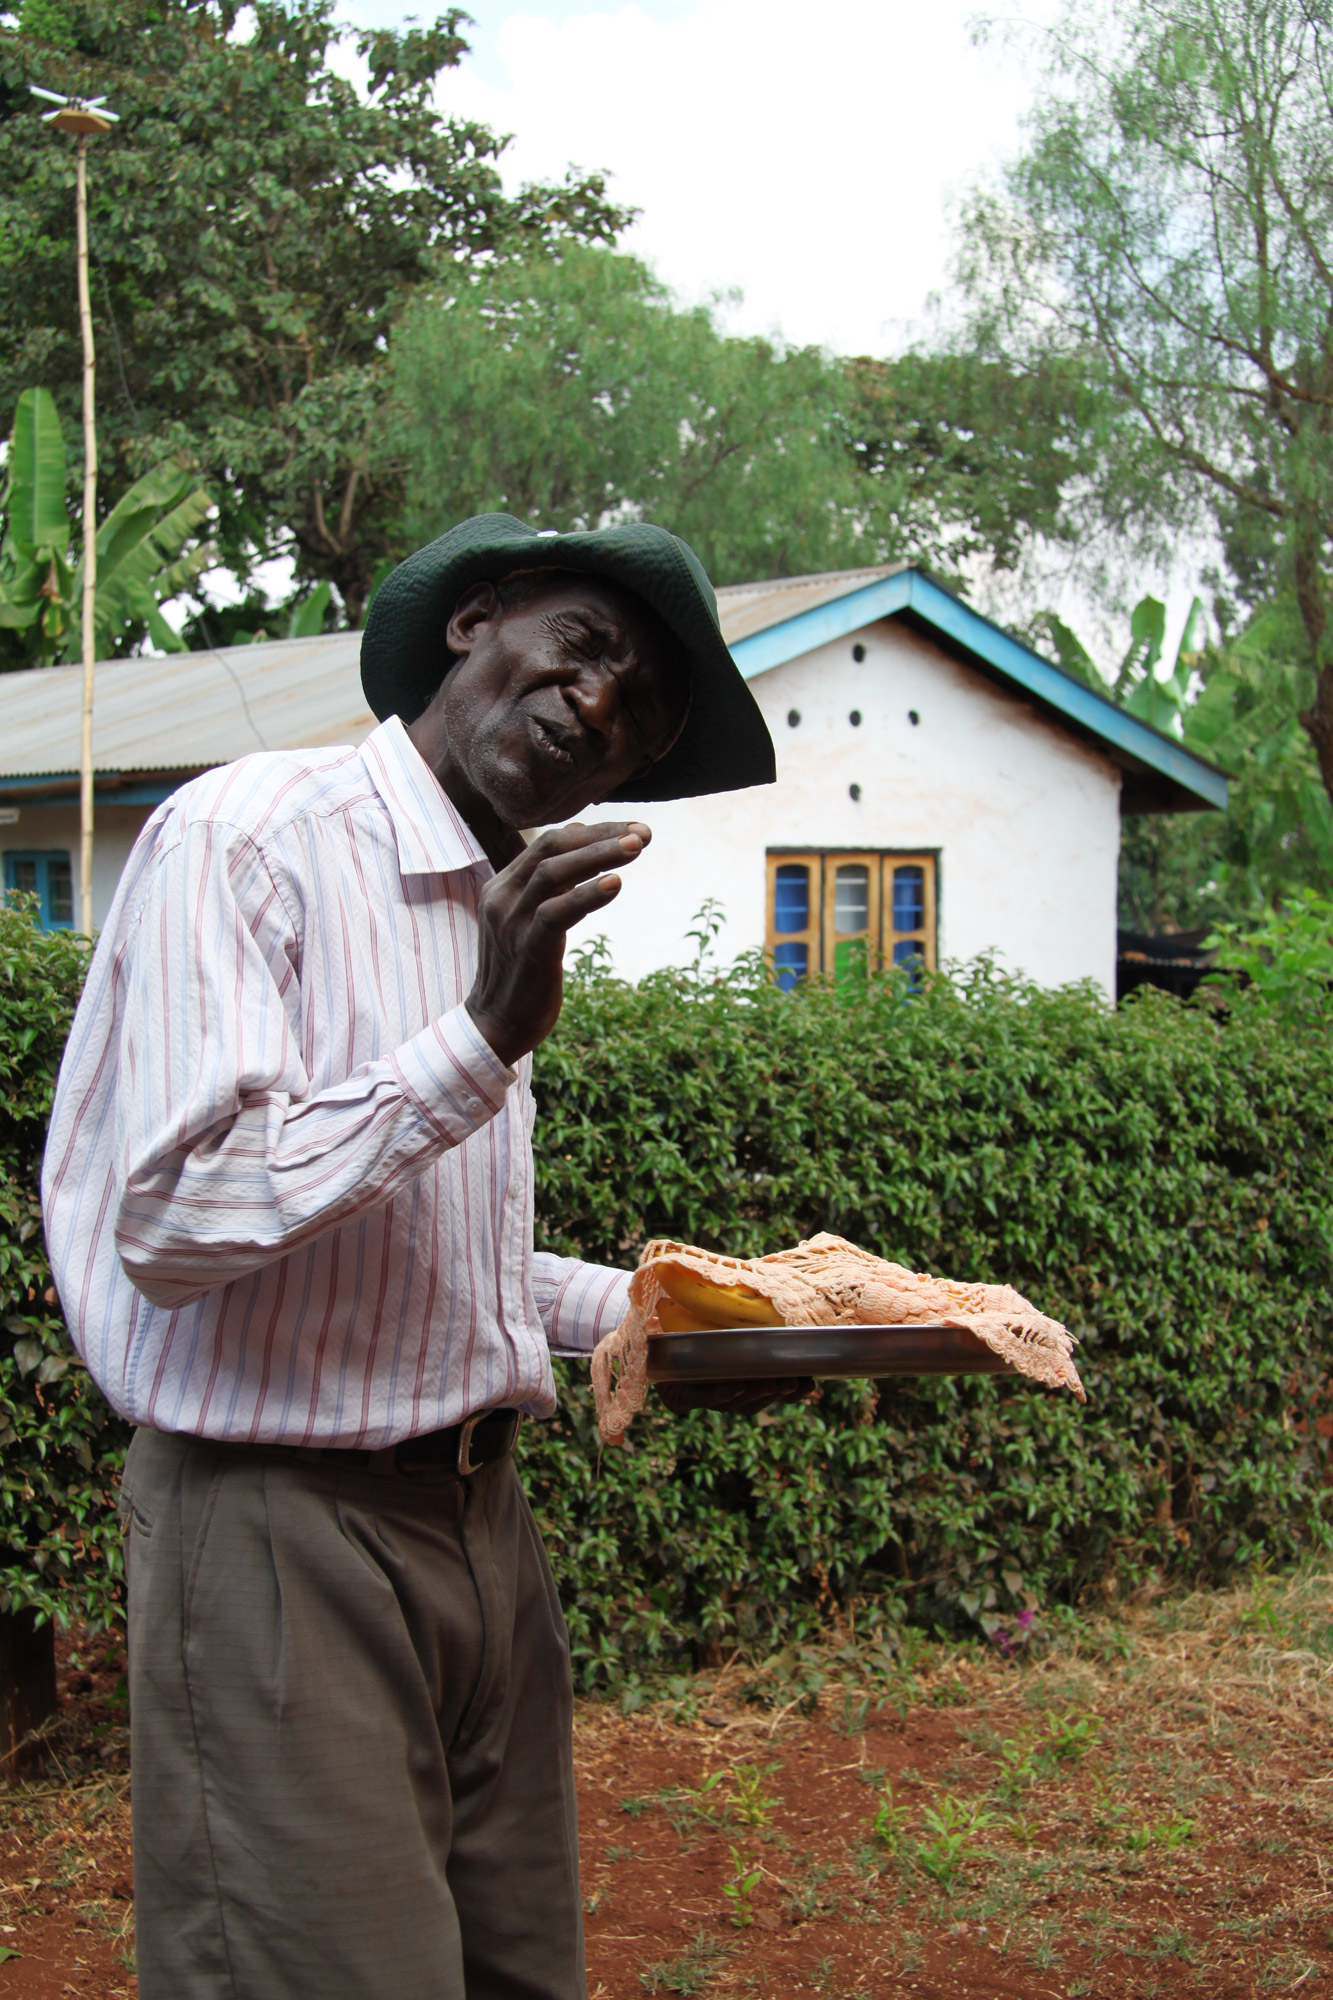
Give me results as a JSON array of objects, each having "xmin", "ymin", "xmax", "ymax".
[
  {"xmin": 391, "ymin": 244, "xmax": 867, "ymax": 582},
  {"xmin": 391, "ymin": 244, "xmax": 1099, "ymax": 588},
  {"xmin": 957, "ymin": 0, "xmax": 1333, "ymax": 809},
  {"xmin": 0, "ymin": 0, "xmax": 630, "ymax": 624},
  {"xmin": 842, "ymin": 348, "xmax": 1098, "ymax": 580},
  {"xmin": 0, "ymin": 386, "xmax": 211, "ymax": 667},
  {"xmin": 1119, "ymin": 602, "xmax": 1332, "ymax": 926},
  {"xmin": 1044, "ymin": 588, "xmax": 1331, "ymax": 926}
]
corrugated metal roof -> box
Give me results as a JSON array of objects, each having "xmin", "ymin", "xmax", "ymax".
[
  {"xmin": 715, "ymin": 565, "xmax": 903, "ymax": 644},
  {"xmin": 0, "ymin": 561, "xmax": 1223, "ymax": 816},
  {"xmin": 0, "ymin": 633, "xmax": 373, "ymax": 778},
  {"xmin": 0, "ymin": 566, "xmax": 907, "ymax": 780}
]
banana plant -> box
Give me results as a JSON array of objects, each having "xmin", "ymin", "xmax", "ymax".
[
  {"xmin": 0, "ymin": 386, "xmax": 73, "ymax": 660},
  {"xmin": 1042, "ymin": 593, "xmax": 1207, "ymax": 740},
  {"xmin": 1113, "ymin": 594, "xmax": 1206, "ymax": 739},
  {"xmin": 0, "ymin": 388, "xmax": 212, "ymax": 664}
]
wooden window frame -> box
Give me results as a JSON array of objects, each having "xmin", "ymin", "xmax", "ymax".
[
  {"xmin": 765, "ymin": 853, "xmax": 822, "ymax": 986},
  {"xmin": 766, "ymin": 849, "xmax": 938, "ymax": 977}
]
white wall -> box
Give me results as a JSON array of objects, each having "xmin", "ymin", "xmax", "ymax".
[
  {"xmin": 579, "ymin": 618, "xmax": 1123, "ymax": 994},
  {"xmin": 2, "ymin": 803, "xmax": 154, "ymax": 930},
  {"xmin": 4, "ymin": 619, "xmax": 1123, "ymax": 991}
]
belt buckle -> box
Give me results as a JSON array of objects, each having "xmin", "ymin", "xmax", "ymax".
[{"xmin": 456, "ymin": 1409, "xmax": 521, "ymax": 1476}]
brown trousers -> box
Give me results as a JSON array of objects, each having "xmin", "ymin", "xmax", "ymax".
[{"xmin": 120, "ymin": 1427, "xmax": 586, "ymax": 2000}]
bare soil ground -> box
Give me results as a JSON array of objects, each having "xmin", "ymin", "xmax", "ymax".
[{"xmin": 2, "ymin": 1567, "xmax": 1330, "ymax": 1999}]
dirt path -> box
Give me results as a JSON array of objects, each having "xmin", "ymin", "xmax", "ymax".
[{"xmin": 3, "ymin": 1569, "xmax": 1331, "ymax": 1998}]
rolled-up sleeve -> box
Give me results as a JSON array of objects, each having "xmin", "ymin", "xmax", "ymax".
[
  {"xmin": 114, "ymin": 819, "xmax": 514, "ymax": 1309},
  {"xmin": 532, "ymin": 1253, "xmax": 632, "ymax": 1357}
]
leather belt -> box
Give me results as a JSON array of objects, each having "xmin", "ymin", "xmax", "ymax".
[{"xmin": 315, "ymin": 1408, "xmax": 523, "ymax": 1479}]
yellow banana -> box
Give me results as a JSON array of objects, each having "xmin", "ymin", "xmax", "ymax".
[
  {"xmin": 655, "ymin": 1297, "xmax": 716, "ymax": 1333},
  {"xmin": 655, "ymin": 1265, "xmax": 785, "ymax": 1328}
]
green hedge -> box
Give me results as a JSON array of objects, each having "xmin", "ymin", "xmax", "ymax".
[
  {"xmin": 521, "ymin": 946, "xmax": 1333, "ymax": 1686},
  {"xmin": 0, "ymin": 905, "xmax": 126, "ymax": 1631},
  {"xmin": 4, "ymin": 908, "xmax": 1332, "ymax": 1673}
]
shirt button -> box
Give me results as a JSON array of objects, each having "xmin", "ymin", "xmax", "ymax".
[{"xmin": 464, "ymin": 1096, "xmax": 483, "ymax": 1115}]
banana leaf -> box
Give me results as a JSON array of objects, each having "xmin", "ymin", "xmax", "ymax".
[
  {"xmin": 65, "ymin": 475, "xmax": 213, "ymax": 661},
  {"xmin": 7, "ymin": 389, "xmax": 69, "ymax": 558}
]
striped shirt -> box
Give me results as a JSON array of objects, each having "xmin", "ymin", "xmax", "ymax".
[{"xmin": 42, "ymin": 715, "xmax": 631, "ymax": 1446}]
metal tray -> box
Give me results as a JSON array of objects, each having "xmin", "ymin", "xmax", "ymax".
[{"xmin": 646, "ymin": 1324, "xmax": 1011, "ymax": 1383}]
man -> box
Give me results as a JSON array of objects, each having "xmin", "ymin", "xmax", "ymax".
[{"xmin": 42, "ymin": 513, "xmax": 784, "ymax": 2000}]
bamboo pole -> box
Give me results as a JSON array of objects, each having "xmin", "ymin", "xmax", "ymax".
[{"xmin": 76, "ymin": 133, "xmax": 97, "ymax": 937}]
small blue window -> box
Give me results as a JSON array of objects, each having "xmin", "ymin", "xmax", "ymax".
[
  {"xmin": 892, "ymin": 865, "xmax": 925, "ymax": 932},
  {"xmin": 5, "ymin": 850, "xmax": 74, "ymax": 930},
  {"xmin": 773, "ymin": 864, "xmax": 810, "ymax": 934},
  {"xmin": 773, "ymin": 941, "xmax": 808, "ymax": 991}
]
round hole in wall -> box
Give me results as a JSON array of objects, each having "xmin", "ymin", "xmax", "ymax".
[
  {"xmin": 787, "ymin": 708, "xmax": 801, "ymax": 728},
  {"xmin": 908, "ymin": 709, "xmax": 920, "ymax": 726},
  {"xmin": 849, "ymin": 783, "xmax": 862, "ymax": 802},
  {"xmin": 852, "ymin": 642, "xmax": 866, "ymax": 662},
  {"xmin": 849, "ymin": 709, "xmax": 862, "ymax": 727}
]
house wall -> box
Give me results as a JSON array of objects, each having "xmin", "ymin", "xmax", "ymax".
[
  {"xmin": 1, "ymin": 803, "xmax": 155, "ymax": 930},
  {"xmin": 579, "ymin": 618, "xmax": 1123, "ymax": 993},
  {"xmin": 3, "ymin": 618, "xmax": 1124, "ymax": 993}
]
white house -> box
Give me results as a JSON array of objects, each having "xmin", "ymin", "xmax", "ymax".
[{"xmin": 0, "ymin": 563, "xmax": 1224, "ymax": 994}]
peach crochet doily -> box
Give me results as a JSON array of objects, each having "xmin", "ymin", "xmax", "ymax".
[{"xmin": 590, "ymin": 1233, "xmax": 1084, "ymax": 1444}]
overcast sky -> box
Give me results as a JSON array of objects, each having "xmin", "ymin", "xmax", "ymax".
[
  {"xmin": 313, "ymin": 2, "xmax": 1202, "ymax": 656},
  {"xmin": 339, "ymin": 0, "xmax": 1054, "ymax": 357}
]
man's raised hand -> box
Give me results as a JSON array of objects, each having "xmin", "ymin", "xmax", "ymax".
[{"xmin": 465, "ymin": 822, "xmax": 650, "ymax": 1067}]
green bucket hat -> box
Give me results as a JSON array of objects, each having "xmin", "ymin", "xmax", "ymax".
[{"xmin": 360, "ymin": 512, "xmax": 776, "ymax": 803}]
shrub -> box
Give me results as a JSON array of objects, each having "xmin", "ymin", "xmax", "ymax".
[
  {"xmin": 0, "ymin": 903, "xmax": 126, "ymax": 1631},
  {"xmin": 522, "ymin": 946, "xmax": 1333, "ymax": 1686},
  {"xmin": 1204, "ymin": 888, "xmax": 1333, "ymax": 1027},
  {"xmin": 6, "ymin": 908, "xmax": 1333, "ymax": 1679}
]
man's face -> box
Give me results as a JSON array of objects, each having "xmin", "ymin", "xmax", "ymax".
[{"xmin": 434, "ymin": 573, "xmax": 690, "ymax": 827}]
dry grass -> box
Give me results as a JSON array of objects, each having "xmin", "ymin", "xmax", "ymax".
[
  {"xmin": 575, "ymin": 1564, "xmax": 1333, "ymax": 1997},
  {"xmin": 3, "ymin": 1564, "xmax": 1332, "ymax": 1998}
]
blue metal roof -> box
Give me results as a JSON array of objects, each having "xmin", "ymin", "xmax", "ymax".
[{"xmin": 728, "ymin": 567, "xmax": 1227, "ymax": 813}]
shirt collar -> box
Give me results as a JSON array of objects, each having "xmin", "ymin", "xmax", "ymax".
[{"xmin": 360, "ymin": 715, "xmax": 491, "ymax": 878}]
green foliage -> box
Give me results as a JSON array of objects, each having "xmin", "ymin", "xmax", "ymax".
[
  {"xmin": 1042, "ymin": 590, "xmax": 1206, "ymax": 738},
  {"xmin": 7, "ymin": 911, "xmax": 1333, "ymax": 1674},
  {"xmin": 390, "ymin": 244, "xmax": 862, "ymax": 584},
  {"xmin": 0, "ymin": 387, "xmax": 213, "ymax": 666},
  {"xmin": 390, "ymin": 243, "xmax": 1098, "ymax": 589},
  {"xmin": 842, "ymin": 347, "xmax": 1096, "ymax": 579},
  {"xmin": 721, "ymin": 1848, "xmax": 761, "ymax": 1926},
  {"xmin": 957, "ymin": 0, "xmax": 1333, "ymax": 804},
  {"xmin": 0, "ymin": 0, "xmax": 629, "ymax": 623},
  {"xmin": 908, "ymin": 1794, "xmax": 998, "ymax": 1886},
  {"xmin": 1205, "ymin": 890, "xmax": 1333, "ymax": 1027},
  {"xmin": 1118, "ymin": 600, "xmax": 1332, "ymax": 930},
  {"xmin": 520, "ymin": 946, "xmax": 1333, "ymax": 1686},
  {"xmin": 638, "ymin": 1930, "xmax": 731, "ymax": 1996},
  {"xmin": 0, "ymin": 898, "xmax": 126, "ymax": 1630}
]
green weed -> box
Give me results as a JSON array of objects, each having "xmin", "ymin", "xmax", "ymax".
[
  {"xmin": 783, "ymin": 1857, "xmax": 838, "ymax": 1923},
  {"xmin": 868, "ymin": 1781, "xmax": 912, "ymax": 1851},
  {"xmin": 721, "ymin": 1848, "xmax": 762, "ymax": 1928},
  {"xmin": 1125, "ymin": 1814, "xmax": 1199, "ymax": 1853},
  {"xmin": 833, "ymin": 1690, "xmax": 871, "ymax": 1737},
  {"xmin": 1042, "ymin": 1709, "xmax": 1101, "ymax": 1766},
  {"xmin": 1149, "ymin": 1926, "xmax": 1197, "ymax": 1963},
  {"xmin": 726, "ymin": 1763, "xmax": 783, "ymax": 1828},
  {"xmin": 908, "ymin": 1795, "xmax": 999, "ymax": 1888},
  {"xmin": 638, "ymin": 1930, "xmax": 732, "ymax": 1996}
]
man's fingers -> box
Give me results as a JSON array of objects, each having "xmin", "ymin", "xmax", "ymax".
[
  {"xmin": 510, "ymin": 835, "xmax": 646, "ymax": 914},
  {"xmin": 532, "ymin": 874, "xmax": 624, "ymax": 934},
  {"xmin": 509, "ymin": 820, "xmax": 652, "ymax": 881},
  {"xmin": 655, "ymin": 1377, "xmax": 814, "ymax": 1415}
]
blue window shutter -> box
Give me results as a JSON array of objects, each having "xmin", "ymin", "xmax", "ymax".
[{"xmin": 4, "ymin": 850, "xmax": 75, "ymax": 930}]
